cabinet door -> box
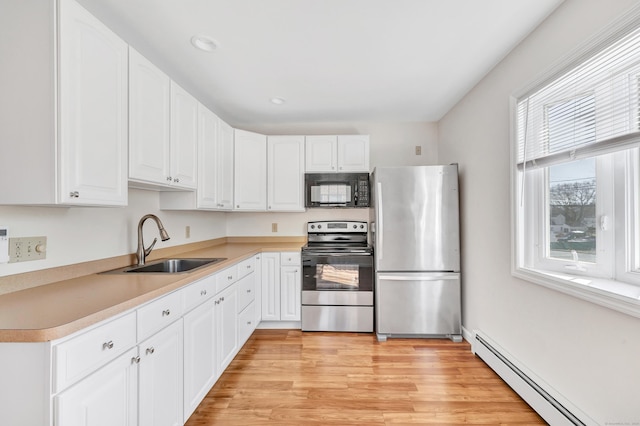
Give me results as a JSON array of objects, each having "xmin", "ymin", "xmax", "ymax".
[
  {"xmin": 170, "ymin": 82, "xmax": 198, "ymax": 189},
  {"xmin": 54, "ymin": 348, "xmax": 138, "ymax": 426},
  {"xmin": 58, "ymin": 0, "xmax": 128, "ymax": 206},
  {"xmin": 197, "ymin": 105, "xmax": 219, "ymax": 208},
  {"xmin": 281, "ymin": 266, "xmax": 301, "ymax": 321},
  {"xmin": 267, "ymin": 136, "xmax": 305, "ymax": 211},
  {"xmin": 305, "ymin": 135, "xmax": 337, "ymax": 172},
  {"xmin": 234, "ymin": 129, "xmax": 267, "ymax": 210},
  {"xmin": 216, "ymin": 119, "xmax": 235, "ymax": 210},
  {"xmin": 216, "ymin": 284, "xmax": 238, "ymax": 372},
  {"xmin": 183, "ymin": 299, "xmax": 216, "ymax": 423},
  {"xmin": 337, "ymin": 135, "xmax": 370, "ymax": 172},
  {"xmin": 138, "ymin": 320, "xmax": 183, "ymax": 426},
  {"xmin": 260, "ymin": 253, "xmax": 281, "ymax": 321},
  {"xmin": 128, "ymin": 47, "xmax": 171, "ymax": 186}
]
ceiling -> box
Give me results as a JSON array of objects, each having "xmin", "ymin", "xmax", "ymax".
[{"xmin": 77, "ymin": 0, "xmax": 564, "ymax": 127}]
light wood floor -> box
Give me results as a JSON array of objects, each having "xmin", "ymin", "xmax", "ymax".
[{"xmin": 185, "ymin": 329, "xmax": 546, "ymax": 425}]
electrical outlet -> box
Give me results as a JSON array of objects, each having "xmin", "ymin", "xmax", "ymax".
[
  {"xmin": 272, "ymin": 223, "xmax": 278, "ymax": 233},
  {"xmin": 185, "ymin": 225, "xmax": 191, "ymax": 239},
  {"xmin": 415, "ymin": 145, "xmax": 422, "ymax": 155},
  {"xmin": 9, "ymin": 236, "xmax": 47, "ymax": 263}
]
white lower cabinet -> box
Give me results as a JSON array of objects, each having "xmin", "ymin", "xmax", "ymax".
[
  {"xmin": 2, "ymin": 255, "xmax": 266, "ymax": 426},
  {"xmin": 216, "ymin": 283, "xmax": 239, "ymax": 373},
  {"xmin": 183, "ymin": 298, "xmax": 217, "ymax": 422},
  {"xmin": 138, "ymin": 319, "xmax": 183, "ymax": 426},
  {"xmin": 55, "ymin": 347, "xmax": 138, "ymax": 426},
  {"xmin": 261, "ymin": 252, "xmax": 301, "ymax": 322}
]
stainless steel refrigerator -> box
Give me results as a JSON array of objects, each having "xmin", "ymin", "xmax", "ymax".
[{"xmin": 370, "ymin": 165, "xmax": 462, "ymax": 342}]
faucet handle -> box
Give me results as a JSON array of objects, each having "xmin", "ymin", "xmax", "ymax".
[{"xmin": 144, "ymin": 237, "xmax": 158, "ymax": 257}]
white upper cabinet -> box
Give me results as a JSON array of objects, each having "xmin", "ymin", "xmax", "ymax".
[
  {"xmin": 216, "ymin": 120, "xmax": 235, "ymax": 210},
  {"xmin": 0, "ymin": 0, "xmax": 128, "ymax": 206},
  {"xmin": 337, "ymin": 135, "xmax": 370, "ymax": 172},
  {"xmin": 169, "ymin": 82, "xmax": 198, "ymax": 189},
  {"xmin": 267, "ymin": 136, "xmax": 305, "ymax": 212},
  {"xmin": 128, "ymin": 47, "xmax": 171, "ymax": 187},
  {"xmin": 159, "ymin": 107, "xmax": 234, "ymax": 210},
  {"xmin": 305, "ymin": 135, "xmax": 337, "ymax": 172},
  {"xmin": 194, "ymin": 105, "xmax": 219, "ymax": 208},
  {"xmin": 234, "ymin": 129, "xmax": 267, "ymax": 211},
  {"xmin": 305, "ymin": 135, "xmax": 370, "ymax": 173}
]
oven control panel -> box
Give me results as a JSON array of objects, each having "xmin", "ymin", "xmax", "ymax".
[{"xmin": 307, "ymin": 221, "xmax": 367, "ymax": 233}]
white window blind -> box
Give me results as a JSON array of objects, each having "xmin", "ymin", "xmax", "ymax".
[{"xmin": 517, "ymin": 25, "xmax": 640, "ymax": 170}]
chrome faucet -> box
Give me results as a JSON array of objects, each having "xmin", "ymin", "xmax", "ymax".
[{"xmin": 136, "ymin": 214, "xmax": 170, "ymax": 266}]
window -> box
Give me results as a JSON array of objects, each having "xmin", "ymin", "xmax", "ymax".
[{"xmin": 513, "ymin": 20, "xmax": 640, "ymax": 317}]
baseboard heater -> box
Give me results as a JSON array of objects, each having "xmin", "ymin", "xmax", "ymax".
[{"xmin": 472, "ymin": 331, "xmax": 591, "ymax": 426}]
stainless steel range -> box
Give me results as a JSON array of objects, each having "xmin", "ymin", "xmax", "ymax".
[{"xmin": 301, "ymin": 221, "xmax": 374, "ymax": 332}]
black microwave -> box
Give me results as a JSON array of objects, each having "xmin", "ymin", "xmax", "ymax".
[{"xmin": 305, "ymin": 173, "xmax": 370, "ymax": 208}]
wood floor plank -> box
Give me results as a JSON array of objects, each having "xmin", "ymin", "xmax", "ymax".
[{"xmin": 184, "ymin": 329, "xmax": 546, "ymax": 425}]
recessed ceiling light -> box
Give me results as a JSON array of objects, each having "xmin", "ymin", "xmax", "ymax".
[
  {"xmin": 270, "ymin": 97, "xmax": 285, "ymax": 105},
  {"xmin": 190, "ymin": 35, "xmax": 218, "ymax": 52}
]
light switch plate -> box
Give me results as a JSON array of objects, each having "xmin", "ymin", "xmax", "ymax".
[{"xmin": 9, "ymin": 236, "xmax": 47, "ymax": 263}]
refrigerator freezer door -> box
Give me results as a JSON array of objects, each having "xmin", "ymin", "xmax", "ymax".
[
  {"xmin": 375, "ymin": 272, "xmax": 461, "ymax": 338},
  {"xmin": 373, "ymin": 165, "xmax": 460, "ymax": 272}
]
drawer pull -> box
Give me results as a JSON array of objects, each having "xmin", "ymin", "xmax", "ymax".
[
  {"xmin": 247, "ymin": 289, "xmax": 252, "ymax": 293},
  {"xmin": 146, "ymin": 347, "xmax": 155, "ymax": 355},
  {"xmin": 246, "ymin": 265, "xmax": 251, "ymax": 269},
  {"xmin": 201, "ymin": 289, "xmax": 207, "ymax": 296},
  {"xmin": 227, "ymin": 275, "xmax": 233, "ymax": 280},
  {"xmin": 162, "ymin": 309, "xmax": 171, "ymax": 316},
  {"xmin": 221, "ymin": 297, "xmax": 225, "ymax": 302},
  {"xmin": 132, "ymin": 356, "xmax": 141, "ymax": 364},
  {"xmin": 247, "ymin": 321, "xmax": 252, "ymax": 325},
  {"xmin": 102, "ymin": 341, "xmax": 114, "ymax": 350}
]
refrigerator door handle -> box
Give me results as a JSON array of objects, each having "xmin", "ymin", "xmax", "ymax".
[
  {"xmin": 377, "ymin": 182, "xmax": 383, "ymax": 261},
  {"xmin": 377, "ymin": 273, "xmax": 459, "ymax": 281}
]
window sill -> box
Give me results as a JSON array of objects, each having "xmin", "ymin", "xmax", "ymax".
[{"xmin": 513, "ymin": 267, "xmax": 640, "ymax": 318}]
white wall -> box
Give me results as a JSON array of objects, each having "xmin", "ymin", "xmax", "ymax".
[
  {"xmin": 0, "ymin": 188, "xmax": 227, "ymax": 277},
  {"xmin": 437, "ymin": 0, "xmax": 640, "ymax": 423}
]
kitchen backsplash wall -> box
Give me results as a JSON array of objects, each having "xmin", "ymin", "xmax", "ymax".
[{"xmin": 0, "ymin": 188, "xmax": 227, "ymax": 277}]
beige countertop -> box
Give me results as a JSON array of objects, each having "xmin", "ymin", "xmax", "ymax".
[{"xmin": 0, "ymin": 239, "xmax": 304, "ymax": 343}]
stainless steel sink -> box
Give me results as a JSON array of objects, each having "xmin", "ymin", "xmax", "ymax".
[{"xmin": 102, "ymin": 258, "xmax": 227, "ymax": 274}]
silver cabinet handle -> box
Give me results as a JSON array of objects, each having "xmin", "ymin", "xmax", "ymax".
[
  {"xmin": 166, "ymin": 176, "xmax": 172, "ymax": 182},
  {"xmin": 247, "ymin": 321, "xmax": 252, "ymax": 325},
  {"xmin": 146, "ymin": 347, "xmax": 155, "ymax": 355},
  {"xmin": 215, "ymin": 299, "xmax": 219, "ymax": 305},
  {"xmin": 102, "ymin": 341, "xmax": 114, "ymax": 350},
  {"xmin": 69, "ymin": 191, "xmax": 79, "ymax": 198},
  {"xmin": 221, "ymin": 296, "xmax": 225, "ymax": 302},
  {"xmin": 162, "ymin": 309, "xmax": 171, "ymax": 316},
  {"xmin": 173, "ymin": 178, "xmax": 180, "ymax": 183},
  {"xmin": 131, "ymin": 356, "xmax": 141, "ymax": 364},
  {"xmin": 247, "ymin": 289, "xmax": 251, "ymax": 293},
  {"xmin": 246, "ymin": 265, "xmax": 251, "ymax": 269},
  {"xmin": 227, "ymin": 275, "xmax": 233, "ymax": 280},
  {"xmin": 201, "ymin": 289, "xmax": 207, "ymax": 296}
]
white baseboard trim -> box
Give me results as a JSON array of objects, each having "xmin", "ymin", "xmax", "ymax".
[{"xmin": 471, "ymin": 330, "xmax": 596, "ymax": 426}]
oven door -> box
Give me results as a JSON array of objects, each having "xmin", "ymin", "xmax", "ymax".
[{"xmin": 302, "ymin": 252, "xmax": 373, "ymax": 291}]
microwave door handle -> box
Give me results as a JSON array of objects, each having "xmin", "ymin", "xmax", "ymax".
[{"xmin": 377, "ymin": 182, "xmax": 383, "ymax": 261}]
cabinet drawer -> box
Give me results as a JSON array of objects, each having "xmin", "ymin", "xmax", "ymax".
[
  {"xmin": 237, "ymin": 273, "xmax": 255, "ymax": 313},
  {"xmin": 216, "ymin": 265, "xmax": 238, "ymax": 293},
  {"xmin": 238, "ymin": 301, "xmax": 256, "ymax": 346},
  {"xmin": 184, "ymin": 274, "xmax": 216, "ymax": 312},
  {"xmin": 137, "ymin": 290, "xmax": 184, "ymax": 341},
  {"xmin": 280, "ymin": 251, "xmax": 301, "ymax": 266},
  {"xmin": 53, "ymin": 312, "xmax": 136, "ymax": 393},
  {"xmin": 237, "ymin": 256, "xmax": 255, "ymax": 279}
]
